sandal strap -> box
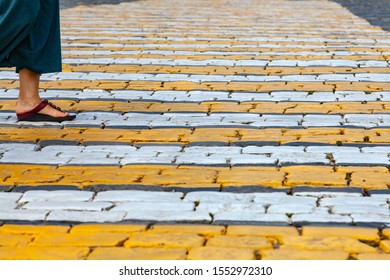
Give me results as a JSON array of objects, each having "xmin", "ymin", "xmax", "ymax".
[
  {"xmin": 46, "ymin": 100, "xmax": 63, "ymax": 112},
  {"xmin": 16, "ymin": 99, "xmax": 49, "ymax": 120}
]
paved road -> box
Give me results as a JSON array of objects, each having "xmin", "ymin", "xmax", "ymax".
[
  {"xmin": 333, "ymin": 0, "xmax": 390, "ymax": 32},
  {"xmin": 1, "ymin": 0, "xmax": 390, "ymax": 260}
]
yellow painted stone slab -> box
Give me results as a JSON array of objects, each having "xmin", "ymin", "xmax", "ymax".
[
  {"xmin": 31, "ymin": 233, "xmax": 129, "ymax": 247},
  {"xmin": 281, "ymin": 237, "xmax": 377, "ymax": 253},
  {"xmin": 0, "ymin": 225, "xmax": 70, "ymax": 234},
  {"xmin": 149, "ymin": 225, "xmax": 225, "ymax": 236},
  {"xmin": 70, "ymin": 224, "xmax": 147, "ymax": 234},
  {"xmin": 125, "ymin": 233, "xmax": 205, "ymax": 249},
  {"xmin": 0, "ymin": 247, "xmax": 90, "ymax": 260},
  {"xmin": 0, "ymin": 234, "xmax": 33, "ymax": 247},
  {"xmin": 261, "ymin": 249, "xmax": 348, "ymax": 260},
  {"xmin": 207, "ymin": 235, "xmax": 273, "ymax": 250},
  {"xmin": 88, "ymin": 247, "xmax": 187, "ymax": 260},
  {"xmin": 301, "ymin": 227, "xmax": 379, "ymax": 241},
  {"xmin": 188, "ymin": 247, "xmax": 255, "ymax": 260}
]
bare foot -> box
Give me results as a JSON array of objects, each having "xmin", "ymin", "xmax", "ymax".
[{"xmin": 15, "ymin": 99, "xmax": 70, "ymax": 117}]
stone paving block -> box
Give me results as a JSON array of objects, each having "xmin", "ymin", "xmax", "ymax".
[
  {"xmin": 47, "ymin": 210, "xmax": 126, "ymax": 223},
  {"xmin": 0, "ymin": 193, "xmax": 22, "ymax": 202},
  {"xmin": 356, "ymin": 253, "xmax": 390, "ymax": 260},
  {"xmin": 149, "ymin": 225, "xmax": 225, "ymax": 237},
  {"xmin": 196, "ymin": 201, "xmax": 265, "ymax": 214},
  {"xmin": 183, "ymin": 192, "xmax": 254, "ymax": 203},
  {"xmin": 32, "ymin": 232, "xmax": 129, "ymax": 247},
  {"xmin": 351, "ymin": 214, "xmax": 390, "ymax": 225},
  {"xmin": 292, "ymin": 213, "xmax": 353, "ymax": 225},
  {"xmin": 112, "ymin": 201, "xmax": 194, "ymax": 212},
  {"xmin": 261, "ymin": 249, "xmax": 348, "ymax": 260},
  {"xmin": 214, "ymin": 212, "xmax": 288, "ymax": 224},
  {"xmin": 88, "ymin": 247, "xmax": 187, "ymax": 260},
  {"xmin": 0, "ymin": 224, "xmax": 69, "ymax": 234},
  {"xmin": 0, "ymin": 210, "xmax": 48, "ymax": 221},
  {"xmin": 94, "ymin": 190, "xmax": 184, "ymax": 202},
  {"xmin": 21, "ymin": 201, "xmax": 113, "ymax": 211},
  {"xmin": 0, "ymin": 202, "xmax": 17, "ymax": 209},
  {"xmin": 70, "ymin": 224, "xmax": 146, "ymax": 234},
  {"xmin": 19, "ymin": 191, "xmax": 94, "ymax": 202},
  {"xmin": 187, "ymin": 246, "xmax": 255, "ymax": 260},
  {"xmin": 0, "ymin": 233, "xmax": 33, "ymax": 247},
  {"xmin": 301, "ymin": 226, "xmax": 379, "ymax": 241},
  {"xmin": 332, "ymin": 205, "xmax": 389, "ymax": 215},
  {"xmin": 207, "ymin": 235, "xmax": 273, "ymax": 250},
  {"xmin": 281, "ymin": 236, "xmax": 376, "ymax": 253},
  {"xmin": 124, "ymin": 210, "xmax": 211, "ymax": 223},
  {"xmin": 125, "ymin": 232, "xmax": 204, "ymax": 249},
  {"xmin": 226, "ymin": 225, "xmax": 299, "ymax": 243},
  {"xmin": 0, "ymin": 247, "xmax": 90, "ymax": 260},
  {"xmin": 267, "ymin": 204, "xmax": 316, "ymax": 214},
  {"xmin": 253, "ymin": 194, "xmax": 317, "ymax": 206},
  {"xmin": 320, "ymin": 197, "xmax": 388, "ymax": 207}
]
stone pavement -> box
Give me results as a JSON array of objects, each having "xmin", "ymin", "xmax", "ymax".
[{"xmin": 0, "ymin": 0, "xmax": 389, "ymax": 260}]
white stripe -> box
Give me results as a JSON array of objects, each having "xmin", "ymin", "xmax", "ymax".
[
  {"xmin": 0, "ymin": 144, "xmax": 388, "ymax": 166},
  {"xmin": 0, "ymin": 112, "xmax": 388, "ymax": 128},
  {"xmin": 1, "ymin": 89, "xmax": 388, "ymax": 102}
]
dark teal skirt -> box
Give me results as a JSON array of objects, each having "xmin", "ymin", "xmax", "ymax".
[{"xmin": 0, "ymin": 0, "xmax": 62, "ymax": 74}]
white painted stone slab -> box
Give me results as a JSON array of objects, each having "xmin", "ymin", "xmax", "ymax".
[
  {"xmin": 94, "ymin": 190, "xmax": 183, "ymax": 202},
  {"xmin": 20, "ymin": 191, "xmax": 94, "ymax": 203},
  {"xmin": 47, "ymin": 210, "xmax": 127, "ymax": 223}
]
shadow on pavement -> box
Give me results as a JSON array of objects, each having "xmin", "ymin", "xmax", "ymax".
[
  {"xmin": 332, "ymin": 0, "xmax": 390, "ymax": 32},
  {"xmin": 61, "ymin": 0, "xmax": 141, "ymax": 9}
]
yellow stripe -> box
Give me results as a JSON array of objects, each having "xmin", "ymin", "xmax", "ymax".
[
  {"xmin": 1, "ymin": 164, "xmax": 388, "ymax": 190},
  {"xmin": 1, "ymin": 127, "xmax": 389, "ymax": 145},
  {"xmin": 62, "ymin": 54, "xmax": 387, "ymax": 61},
  {"xmin": 0, "ymin": 224, "xmax": 388, "ymax": 260},
  {"xmin": 1, "ymin": 100, "xmax": 389, "ymax": 114}
]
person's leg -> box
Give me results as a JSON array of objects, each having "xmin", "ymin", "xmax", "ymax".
[
  {"xmin": 15, "ymin": 69, "xmax": 69, "ymax": 118},
  {"xmin": 10, "ymin": 1, "xmax": 72, "ymax": 119}
]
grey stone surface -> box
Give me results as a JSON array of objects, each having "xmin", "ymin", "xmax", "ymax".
[
  {"xmin": 47, "ymin": 210, "xmax": 127, "ymax": 222},
  {"xmin": 292, "ymin": 213, "xmax": 353, "ymax": 224},
  {"xmin": 0, "ymin": 210, "xmax": 48, "ymax": 221},
  {"xmin": 21, "ymin": 201, "xmax": 113, "ymax": 211},
  {"xmin": 94, "ymin": 190, "xmax": 184, "ymax": 202},
  {"xmin": 124, "ymin": 210, "xmax": 211, "ymax": 222},
  {"xmin": 214, "ymin": 212, "xmax": 289, "ymax": 223},
  {"xmin": 20, "ymin": 191, "xmax": 94, "ymax": 203},
  {"xmin": 0, "ymin": 193, "xmax": 23, "ymax": 202},
  {"xmin": 112, "ymin": 201, "xmax": 194, "ymax": 212}
]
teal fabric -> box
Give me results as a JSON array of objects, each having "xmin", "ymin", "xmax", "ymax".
[{"xmin": 0, "ymin": 0, "xmax": 62, "ymax": 74}]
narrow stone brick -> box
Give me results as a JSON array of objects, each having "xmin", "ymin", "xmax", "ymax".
[
  {"xmin": 301, "ymin": 226, "xmax": 379, "ymax": 241},
  {"xmin": 261, "ymin": 249, "xmax": 348, "ymax": 260},
  {"xmin": 0, "ymin": 247, "xmax": 90, "ymax": 260},
  {"xmin": 149, "ymin": 225, "xmax": 225, "ymax": 237},
  {"xmin": 207, "ymin": 235, "xmax": 273, "ymax": 250},
  {"xmin": 125, "ymin": 233, "xmax": 205, "ymax": 249},
  {"xmin": 281, "ymin": 236, "xmax": 376, "ymax": 253},
  {"xmin": 32, "ymin": 232, "xmax": 129, "ymax": 247},
  {"xmin": 88, "ymin": 247, "xmax": 187, "ymax": 260},
  {"xmin": 70, "ymin": 224, "xmax": 147, "ymax": 234},
  {"xmin": 0, "ymin": 225, "xmax": 70, "ymax": 234},
  {"xmin": 0, "ymin": 233, "xmax": 33, "ymax": 247},
  {"xmin": 188, "ymin": 247, "xmax": 255, "ymax": 260},
  {"xmin": 356, "ymin": 253, "xmax": 390, "ymax": 260}
]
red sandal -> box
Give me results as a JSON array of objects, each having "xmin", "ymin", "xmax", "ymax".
[{"xmin": 17, "ymin": 99, "xmax": 76, "ymax": 122}]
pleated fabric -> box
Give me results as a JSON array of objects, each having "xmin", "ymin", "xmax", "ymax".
[{"xmin": 0, "ymin": 0, "xmax": 62, "ymax": 74}]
